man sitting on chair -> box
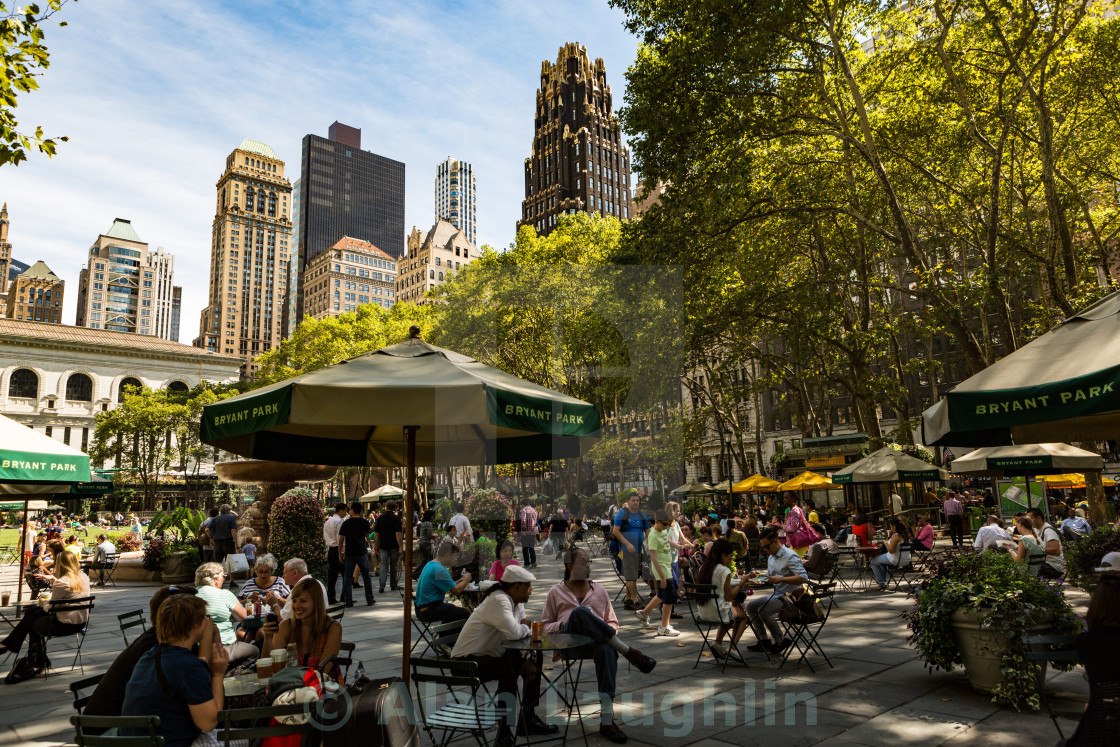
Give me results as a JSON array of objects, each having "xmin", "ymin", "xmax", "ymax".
[
  {"xmin": 91, "ymin": 533, "xmax": 117, "ymax": 587},
  {"xmin": 451, "ymin": 565, "xmax": 557, "ymax": 747},
  {"xmin": 541, "ymin": 547, "xmax": 656, "ymax": 744},
  {"xmin": 415, "ymin": 540, "xmax": 473, "ymax": 624},
  {"xmin": 744, "ymin": 528, "xmax": 808, "ymax": 654}
]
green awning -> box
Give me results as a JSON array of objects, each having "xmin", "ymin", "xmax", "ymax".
[{"xmin": 0, "ymin": 414, "xmax": 91, "ymax": 493}]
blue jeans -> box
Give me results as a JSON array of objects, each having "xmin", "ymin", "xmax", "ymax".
[
  {"xmin": 871, "ymin": 553, "xmax": 894, "ymax": 588},
  {"xmin": 343, "ymin": 553, "xmax": 373, "ymax": 604},
  {"xmin": 560, "ymin": 606, "xmax": 618, "ymax": 698},
  {"xmin": 379, "ymin": 549, "xmax": 399, "ymax": 590}
]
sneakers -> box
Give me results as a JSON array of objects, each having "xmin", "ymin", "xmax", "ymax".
[
  {"xmin": 746, "ymin": 640, "xmax": 770, "ymax": 652},
  {"xmin": 634, "ymin": 610, "xmax": 653, "ymax": 628},
  {"xmin": 623, "ymin": 599, "xmax": 636, "ymax": 611},
  {"xmin": 657, "ymin": 625, "xmax": 681, "ymax": 637},
  {"xmin": 710, "ymin": 641, "xmax": 728, "ymax": 660},
  {"xmin": 624, "ymin": 647, "xmax": 656, "ymax": 674},
  {"xmin": 599, "ymin": 723, "xmax": 629, "ymax": 743}
]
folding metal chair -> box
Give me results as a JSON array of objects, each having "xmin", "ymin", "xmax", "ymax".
[
  {"xmin": 71, "ymin": 715, "xmax": 162, "ymax": 747},
  {"xmin": 883, "ymin": 542, "xmax": 918, "ymax": 592},
  {"xmin": 325, "ymin": 602, "xmax": 346, "ymax": 622},
  {"xmin": 45, "ymin": 596, "xmax": 96, "ymax": 675},
  {"xmin": 117, "ymin": 609, "xmax": 147, "ymax": 646},
  {"xmin": 215, "ymin": 703, "xmax": 313, "ymax": 746},
  {"xmin": 682, "ymin": 582, "xmax": 750, "ymax": 672},
  {"xmin": 71, "ymin": 672, "xmax": 105, "ymax": 714},
  {"xmin": 778, "ymin": 582, "xmax": 836, "ymax": 672},
  {"xmin": 1023, "ymin": 634, "xmax": 1082, "ymax": 740},
  {"xmin": 411, "ymin": 657, "xmax": 507, "ymax": 747}
]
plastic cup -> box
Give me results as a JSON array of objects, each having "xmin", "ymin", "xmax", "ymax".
[
  {"xmin": 256, "ymin": 657, "xmax": 272, "ymax": 681},
  {"xmin": 270, "ymin": 649, "xmax": 287, "ymax": 673},
  {"xmin": 1, "ymin": 591, "xmax": 10, "ymax": 606}
]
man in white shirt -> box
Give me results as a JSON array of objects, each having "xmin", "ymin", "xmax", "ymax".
[
  {"xmin": 266, "ymin": 558, "xmax": 328, "ymax": 620},
  {"xmin": 322, "ymin": 503, "xmax": 347, "ymax": 605},
  {"xmin": 451, "ymin": 565, "xmax": 556, "ymax": 745},
  {"xmin": 890, "ymin": 491, "xmax": 903, "ymax": 516},
  {"xmin": 448, "ymin": 504, "xmax": 473, "ymax": 542},
  {"xmin": 973, "ymin": 516, "xmax": 1013, "ymax": 551}
]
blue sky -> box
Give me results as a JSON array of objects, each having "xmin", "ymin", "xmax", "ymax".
[{"xmin": 2, "ymin": 0, "xmax": 639, "ymax": 341}]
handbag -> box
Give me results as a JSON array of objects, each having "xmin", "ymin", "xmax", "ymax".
[
  {"xmin": 778, "ymin": 584, "xmax": 824, "ymax": 623},
  {"xmin": 786, "ymin": 507, "xmax": 820, "ymax": 549}
]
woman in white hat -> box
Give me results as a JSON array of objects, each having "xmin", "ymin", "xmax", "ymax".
[{"xmin": 450, "ymin": 564, "xmax": 556, "ymax": 747}]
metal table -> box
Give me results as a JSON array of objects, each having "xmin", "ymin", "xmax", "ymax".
[{"xmin": 503, "ymin": 632, "xmax": 592, "ymax": 747}]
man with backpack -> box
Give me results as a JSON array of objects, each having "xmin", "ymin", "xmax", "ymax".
[{"xmin": 612, "ymin": 492, "xmax": 650, "ymax": 610}]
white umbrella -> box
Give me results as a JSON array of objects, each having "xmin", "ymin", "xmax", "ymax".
[{"xmin": 360, "ymin": 484, "xmax": 405, "ymax": 500}]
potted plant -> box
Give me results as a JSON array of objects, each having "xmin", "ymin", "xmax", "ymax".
[
  {"xmin": 904, "ymin": 551, "xmax": 1083, "ymax": 710},
  {"xmin": 1064, "ymin": 526, "xmax": 1120, "ymax": 591}
]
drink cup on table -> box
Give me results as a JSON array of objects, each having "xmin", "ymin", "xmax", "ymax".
[
  {"xmin": 256, "ymin": 657, "xmax": 272, "ymax": 681},
  {"xmin": 270, "ymin": 649, "xmax": 287, "ymax": 673},
  {"xmin": 1, "ymin": 590, "xmax": 10, "ymax": 606}
]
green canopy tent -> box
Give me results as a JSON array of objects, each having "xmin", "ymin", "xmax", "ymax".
[
  {"xmin": 0, "ymin": 414, "xmax": 92, "ymax": 602},
  {"xmin": 671, "ymin": 479, "xmax": 714, "ymax": 496},
  {"xmin": 200, "ymin": 330, "xmax": 600, "ymax": 683},
  {"xmin": 831, "ymin": 447, "xmax": 949, "ymax": 516}
]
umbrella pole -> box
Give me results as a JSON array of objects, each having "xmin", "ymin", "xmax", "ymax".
[
  {"xmin": 17, "ymin": 498, "xmax": 29, "ymax": 603},
  {"xmin": 402, "ymin": 426, "xmax": 419, "ymax": 686}
]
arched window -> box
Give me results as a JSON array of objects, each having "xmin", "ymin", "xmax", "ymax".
[
  {"xmin": 257, "ymin": 189, "xmax": 266, "ymax": 213},
  {"xmin": 268, "ymin": 192, "xmax": 277, "ymax": 217},
  {"xmin": 8, "ymin": 369, "xmax": 38, "ymax": 398},
  {"xmin": 244, "ymin": 190, "xmax": 254, "ymax": 211},
  {"xmin": 167, "ymin": 381, "xmax": 189, "ymax": 394},
  {"xmin": 117, "ymin": 377, "xmax": 142, "ymax": 402},
  {"xmin": 66, "ymin": 373, "xmax": 93, "ymax": 402},
  {"xmin": 438, "ymin": 272, "xmax": 443, "ymax": 281}
]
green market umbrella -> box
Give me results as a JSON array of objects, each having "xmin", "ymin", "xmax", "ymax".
[
  {"xmin": 832, "ymin": 447, "xmax": 949, "ymax": 484},
  {"xmin": 0, "ymin": 414, "xmax": 92, "ymax": 603},
  {"xmin": 201, "ymin": 331, "xmax": 600, "ymax": 683},
  {"xmin": 922, "ymin": 291, "xmax": 1120, "ymax": 446},
  {"xmin": 671, "ymin": 479, "xmax": 714, "ymax": 496}
]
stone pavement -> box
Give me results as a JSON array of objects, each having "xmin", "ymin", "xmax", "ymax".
[{"xmin": 0, "ymin": 549, "xmax": 1091, "ymax": 747}]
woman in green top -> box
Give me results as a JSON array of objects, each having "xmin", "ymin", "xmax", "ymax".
[
  {"xmin": 1012, "ymin": 517, "xmax": 1046, "ymax": 576},
  {"xmin": 194, "ymin": 562, "xmax": 258, "ymax": 668}
]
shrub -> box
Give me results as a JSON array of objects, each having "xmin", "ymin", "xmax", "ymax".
[
  {"xmin": 108, "ymin": 531, "xmax": 141, "ymax": 552},
  {"xmin": 269, "ymin": 488, "xmax": 327, "ymax": 581},
  {"xmin": 141, "ymin": 538, "xmax": 167, "ymax": 572},
  {"xmin": 904, "ymin": 551, "xmax": 1082, "ymax": 710},
  {"xmin": 1064, "ymin": 526, "xmax": 1120, "ymax": 591},
  {"xmin": 464, "ymin": 489, "xmax": 514, "ymax": 543}
]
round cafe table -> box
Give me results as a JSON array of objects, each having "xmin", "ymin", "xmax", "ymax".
[{"xmin": 503, "ymin": 632, "xmax": 591, "ymax": 747}]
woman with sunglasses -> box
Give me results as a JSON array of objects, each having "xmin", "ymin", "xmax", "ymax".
[{"xmin": 541, "ymin": 547, "xmax": 655, "ymax": 744}]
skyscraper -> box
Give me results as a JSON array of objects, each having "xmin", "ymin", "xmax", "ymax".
[
  {"xmin": 0, "ymin": 203, "xmax": 12, "ymax": 315},
  {"xmin": 302, "ymin": 236, "xmax": 397, "ymax": 319},
  {"xmin": 75, "ymin": 219, "xmax": 181, "ymax": 340},
  {"xmin": 193, "ymin": 139, "xmax": 292, "ymax": 379},
  {"xmin": 435, "ymin": 158, "xmax": 477, "ymax": 246},
  {"xmin": 519, "ymin": 42, "xmax": 634, "ymax": 237},
  {"xmin": 288, "ymin": 122, "xmax": 405, "ymax": 332}
]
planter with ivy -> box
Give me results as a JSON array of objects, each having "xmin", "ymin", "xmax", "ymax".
[
  {"xmin": 141, "ymin": 537, "xmax": 201, "ymax": 584},
  {"xmin": 905, "ymin": 551, "xmax": 1082, "ymax": 710}
]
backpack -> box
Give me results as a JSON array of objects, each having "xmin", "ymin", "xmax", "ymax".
[
  {"xmin": 608, "ymin": 507, "xmax": 650, "ymax": 554},
  {"xmin": 779, "ymin": 584, "xmax": 825, "ymax": 624}
]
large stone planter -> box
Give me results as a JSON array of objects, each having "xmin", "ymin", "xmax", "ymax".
[
  {"xmin": 950, "ymin": 608, "xmax": 1053, "ymax": 692},
  {"xmin": 160, "ymin": 551, "xmax": 194, "ymax": 584},
  {"xmin": 215, "ymin": 461, "xmax": 337, "ymax": 551}
]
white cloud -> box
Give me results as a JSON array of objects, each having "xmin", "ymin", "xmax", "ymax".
[{"xmin": 2, "ymin": 0, "xmax": 638, "ymax": 342}]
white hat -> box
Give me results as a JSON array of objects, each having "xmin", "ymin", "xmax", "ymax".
[
  {"xmin": 501, "ymin": 565, "xmax": 536, "ymax": 584},
  {"xmin": 1094, "ymin": 551, "xmax": 1120, "ymax": 574}
]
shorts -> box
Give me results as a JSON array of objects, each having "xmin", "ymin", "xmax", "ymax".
[
  {"xmin": 621, "ymin": 548, "xmax": 641, "ymax": 581},
  {"xmin": 657, "ymin": 578, "xmax": 679, "ymax": 606}
]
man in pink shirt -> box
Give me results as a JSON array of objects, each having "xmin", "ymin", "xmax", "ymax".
[
  {"xmin": 943, "ymin": 493, "xmax": 964, "ymax": 548},
  {"xmin": 541, "ymin": 547, "xmax": 655, "ymax": 744}
]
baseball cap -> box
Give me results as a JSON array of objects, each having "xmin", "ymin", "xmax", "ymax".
[{"xmin": 1094, "ymin": 552, "xmax": 1120, "ymax": 574}]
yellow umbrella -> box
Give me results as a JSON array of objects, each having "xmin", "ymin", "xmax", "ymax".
[
  {"xmin": 733, "ymin": 474, "xmax": 782, "ymax": 493},
  {"xmin": 1039, "ymin": 473, "xmax": 1117, "ymax": 488},
  {"xmin": 778, "ymin": 470, "xmax": 842, "ymax": 491}
]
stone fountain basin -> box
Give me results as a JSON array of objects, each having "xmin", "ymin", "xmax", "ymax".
[{"xmin": 215, "ymin": 461, "xmax": 338, "ymax": 484}]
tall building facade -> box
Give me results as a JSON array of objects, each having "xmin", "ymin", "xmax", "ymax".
[
  {"xmin": 303, "ymin": 236, "xmax": 397, "ymax": 319},
  {"xmin": 5, "ymin": 261, "xmax": 63, "ymax": 323},
  {"xmin": 396, "ymin": 220, "xmax": 475, "ymax": 304},
  {"xmin": 75, "ymin": 219, "xmax": 181, "ymax": 340},
  {"xmin": 286, "ymin": 178, "xmax": 302, "ymax": 334},
  {"xmin": 435, "ymin": 158, "xmax": 477, "ymax": 246},
  {"xmin": 0, "ymin": 203, "xmax": 12, "ymax": 315},
  {"xmin": 193, "ymin": 139, "xmax": 292, "ymax": 379},
  {"xmin": 288, "ymin": 122, "xmax": 405, "ymax": 333},
  {"xmin": 519, "ymin": 43, "xmax": 634, "ymax": 237}
]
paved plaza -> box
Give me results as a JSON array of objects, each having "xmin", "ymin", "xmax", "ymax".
[{"xmin": 0, "ymin": 548, "xmax": 1091, "ymax": 747}]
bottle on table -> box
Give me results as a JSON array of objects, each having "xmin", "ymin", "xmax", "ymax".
[{"xmin": 286, "ymin": 643, "xmax": 298, "ymax": 668}]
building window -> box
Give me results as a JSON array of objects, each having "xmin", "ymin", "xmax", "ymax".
[
  {"xmin": 167, "ymin": 381, "xmax": 189, "ymax": 394},
  {"xmin": 8, "ymin": 368, "xmax": 38, "ymax": 398},
  {"xmin": 118, "ymin": 376, "xmax": 143, "ymax": 402},
  {"xmin": 66, "ymin": 373, "xmax": 93, "ymax": 402},
  {"xmin": 245, "ymin": 191, "xmax": 254, "ymax": 211}
]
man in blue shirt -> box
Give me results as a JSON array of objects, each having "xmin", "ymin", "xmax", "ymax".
[
  {"xmin": 1060, "ymin": 508, "xmax": 1092, "ymax": 535},
  {"xmin": 744, "ymin": 527, "xmax": 808, "ymax": 654},
  {"xmin": 121, "ymin": 594, "xmax": 228, "ymax": 747},
  {"xmin": 612, "ymin": 492, "xmax": 650, "ymax": 610},
  {"xmin": 416, "ymin": 540, "xmax": 473, "ymax": 624}
]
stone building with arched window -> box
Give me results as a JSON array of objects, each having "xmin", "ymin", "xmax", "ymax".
[{"xmin": 0, "ymin": 318, "xmax": 240, "ymax": 455}]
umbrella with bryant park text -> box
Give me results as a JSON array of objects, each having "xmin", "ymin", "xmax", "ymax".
[{"xmin": 200, "ymin": 329, "xmax": 600, "ymax": 683}]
